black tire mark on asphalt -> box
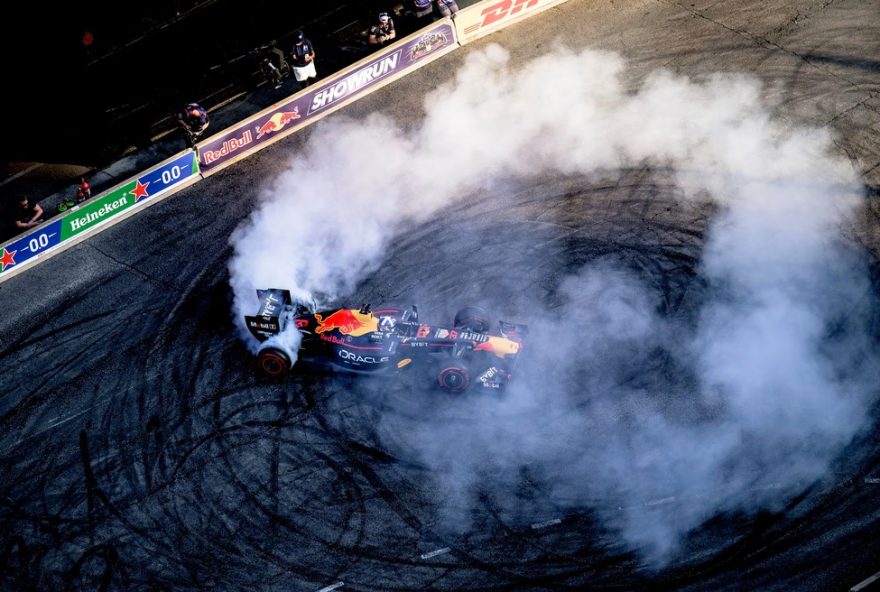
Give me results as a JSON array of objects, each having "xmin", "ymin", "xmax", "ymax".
[
  {"xmin": 2, "ymin": 6, "xmax": 879, "ymax": 586},
  {"xmin": 64, "ymin": 543, "xmax": 119, "ymax": 592}
]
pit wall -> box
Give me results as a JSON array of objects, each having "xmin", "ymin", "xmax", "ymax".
[{"xmin": 0, "ymin": 0, "xmax": 570, "ymax": 284}]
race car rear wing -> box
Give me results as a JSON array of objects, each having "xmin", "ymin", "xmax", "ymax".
[{"xmin": 246, "ymin": 288, "xmax": 292, "ymax": 342}]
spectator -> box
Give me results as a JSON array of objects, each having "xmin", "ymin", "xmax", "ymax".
[
  {"xmin": 410, "ymin": 0, "xmax": 433, "ymax": 20},
  {"xmin": 368, "ymin": 13, "xmax": 397, "ymax": 47},
  {"xmin": 15, "ymin": 195, "xmax": 44, "ymax": 231},
  {"xmin": 175, "ymin": 103, "xmax": 210, "ymax": 148},
  {"xmin": 289, "ymin": 30, "xmax": 317, "ymax": 89},
  {"xmin": 434, "ymin": 0, "xmax": 459, "ymax": 17},
  {"xmin": 262, "ymin": 45, "xmax": 289, "ymax": 89},
  {"xmin": 395, "ymin": 0, "xmax": 433, "ymax": 31}
]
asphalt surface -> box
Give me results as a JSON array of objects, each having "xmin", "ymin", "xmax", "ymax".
[{"xmin": 2, "ymin": 0, "xmax": 880, "ymax": 590}]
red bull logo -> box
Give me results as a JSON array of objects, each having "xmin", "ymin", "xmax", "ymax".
[
  {"xmin": 255, "ymin": 108, "xmax": 301, "ymax": 139},
  {"xmin": 314, "ymin": 309, "xmax": 377, "ymax": 337}
]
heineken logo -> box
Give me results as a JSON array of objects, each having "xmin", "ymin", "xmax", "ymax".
[{"xmin": 69, "ymin": 196, "xmax": 130, "ymax": 232}]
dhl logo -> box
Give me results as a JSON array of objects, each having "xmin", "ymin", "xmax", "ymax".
[{"xmin": 465, "ymin": 0, "xmax": 542, "ymax": 34}]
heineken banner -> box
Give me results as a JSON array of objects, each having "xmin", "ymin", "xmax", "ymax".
[
  {"xmin": 197, "ymin": 20, "xmax": 458, "ymax": 175},
  {"xmin": 0, "ymin": 151, "xmax": 198, "ymax": 281}
]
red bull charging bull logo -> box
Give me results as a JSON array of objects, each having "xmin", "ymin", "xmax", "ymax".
[
  {"xmin": 314, "ymin": 309, "xmax": 378, "ymax": 337},
  {"xmin": 255, "ymin": 108, "xmax": 301, "ymax": 139}
]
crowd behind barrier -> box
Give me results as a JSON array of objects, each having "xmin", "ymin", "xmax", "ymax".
[
  {"xmin": 0, "ymin": 0, "xmax": 570, "ymax": 284},
  {"xmin": 196, "ymin": 18, "xmax": 458, "ymax": 175}
]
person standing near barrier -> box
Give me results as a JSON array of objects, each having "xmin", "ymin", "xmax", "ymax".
[
  {"xmin": 434, "ymin": 0, "xmax": 459, "ymax": 17},
  {"xmin": 289, "ymin": 30, "xmax": 317, "ymax": 89},
  {"xmin": 368, "ymin": 13, "xmax": 397, "ymax": 47},
  {"xmin": 14, "ymin": 195, "xmax": 44, "ymax": 231},
  {"xmin": 176, "ymin": 103, "xmax": 210, "ymax": 149},
  {"xmin": 411, "ymin": 0, "xmax": 433, "ymax": 20}
]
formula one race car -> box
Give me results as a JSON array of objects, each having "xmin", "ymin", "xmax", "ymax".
[{"xmin": 245, "ymin": 289, "xmax": 528, "ymax": 393}]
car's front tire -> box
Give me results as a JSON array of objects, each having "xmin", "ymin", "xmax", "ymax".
[
  {"xmin": 437, "ymin": 361, "xmax": 470, "ymax": 394},
  {"xmin": 256, "ymin": 346, "xmax": 291, "ymax": 378}
]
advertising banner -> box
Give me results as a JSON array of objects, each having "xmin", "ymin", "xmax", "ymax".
[
  {"xmin": 61, "ymin": 151, "xmax": 198, "ymax": 239},
  {"xmin": 454, "ymin": 0, "xmax": 571, "ymax": 45},
  {"xmin": 0, "ymin": 219, "xmax": 63, "ymax": 275},
  {"xmin": 0, "ymin": 151, "xmax": 198, "ymax": 282},
  {"xmin": 198, "ymin": 20, "xmax": 458, "ymax": 175}
]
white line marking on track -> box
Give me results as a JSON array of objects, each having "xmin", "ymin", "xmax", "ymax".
[
  {"xmin": 45, "ymin": 403, "xmax": 102, "ymax": 430},
  {"xmin": 13, "ymin": 403, "xmax": 107, "ymax": 447},
  {"xmin": 864, "ymin": 477, "xmax": 880, "ymax": 484},
  {"xmin": 420, "ymin": 547, "xmax": 451, "ymax": 559},
  {"xmin": 644, "ymin": 496, "xmax": 676, "ymax": 507},
  {"xmin": 851, "ymin": 569, "xmax": 880, "ymax": 592},
  {"xmin": 530, "ymin": 518, "xmax": 562, "ymax": 530},
  {"xmin": 317, "ymin": 583, "xmax": 344, "ymax": 592}
]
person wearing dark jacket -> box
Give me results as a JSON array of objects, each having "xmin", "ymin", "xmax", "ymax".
[
  {"xmin": 368, "ymin": 13, "xmax": 396, "ymax": 47},
  {"xmin": 176, "ymin": 103, "xmax": 210, "ymax": 148},
  {"xmin": 289, "ymin": 30, "xmax": 317, "ymax": 89}
]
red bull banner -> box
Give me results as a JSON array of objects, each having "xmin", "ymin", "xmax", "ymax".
[
  {"xmin": 197, "ymin": 20, "xmax": 458, "ymax": 175},
  {"xmin": 454, "ymin": 0, "xmax": 571, "ymax": 45}
]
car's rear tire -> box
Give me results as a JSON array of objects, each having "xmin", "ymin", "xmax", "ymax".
[
  {"xmin": 437, "ymin": 362, "xmax": 470, "ymax": 394},
  {"xmin": 453, "ymin": 306, "xmax": 490, "ymax": 333},
  {"xmin": 256, "ymin": 346, "xmax": 291, "ymax": 378}
]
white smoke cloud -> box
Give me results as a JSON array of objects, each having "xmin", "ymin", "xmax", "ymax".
[{"xmin": 228, "ymin": 44, "xmax": 878, "ymax": 561}]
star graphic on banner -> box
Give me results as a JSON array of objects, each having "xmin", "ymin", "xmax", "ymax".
[
  {"xmin": 0, "ymin": 247, "xmax": 17, "ymax": 271},
  {"xmin": 131, "ymin": 179, "xmax": 150, "ymax": 202}
]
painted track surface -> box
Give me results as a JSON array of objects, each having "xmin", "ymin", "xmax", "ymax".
[{"xmin": 2, "ymin": 1, "xmax": 880, "ymax": 590}]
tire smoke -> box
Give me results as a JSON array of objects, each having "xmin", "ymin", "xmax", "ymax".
[{"xmin": 228, "ymin": 44, "xmax": 878, "ymax": 560}]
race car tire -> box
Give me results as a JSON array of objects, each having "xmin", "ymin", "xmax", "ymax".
[
  {"xmin": 256, "ymin": 347, "xmax": 291, "ymax": 378},
  {"xmin": 437, "ymin": 362, "xmax": 471, "ymax": 394},
  {"xmin": 453, "ymin": 306, "xmax": 490, "ymax": 333}
]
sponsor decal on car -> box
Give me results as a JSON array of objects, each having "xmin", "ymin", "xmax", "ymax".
[
  {"xmin": 338, "ymin": 350, "xmax": 390, "ymax": 364},
  {"xmin": 314, "ymin": 309, "xmax": 377, "ymax": 336},
  {"xmin": 320, "ymin": 334, "xmax": 347, "ymax": 345},
  {"xmin": 478, "ymin": 366, "xmax": 502, "ymax": 388},
  {"xmin": 457, "ymin": 331, "xmax": 489, "ymax": 342},
  {"xmin": 260, "ymin": 292, "xmax": 282, "ymax": 319},
  {"xmin": 249, "ymin": 319, "xmax": 279, "ymax": 332}
]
